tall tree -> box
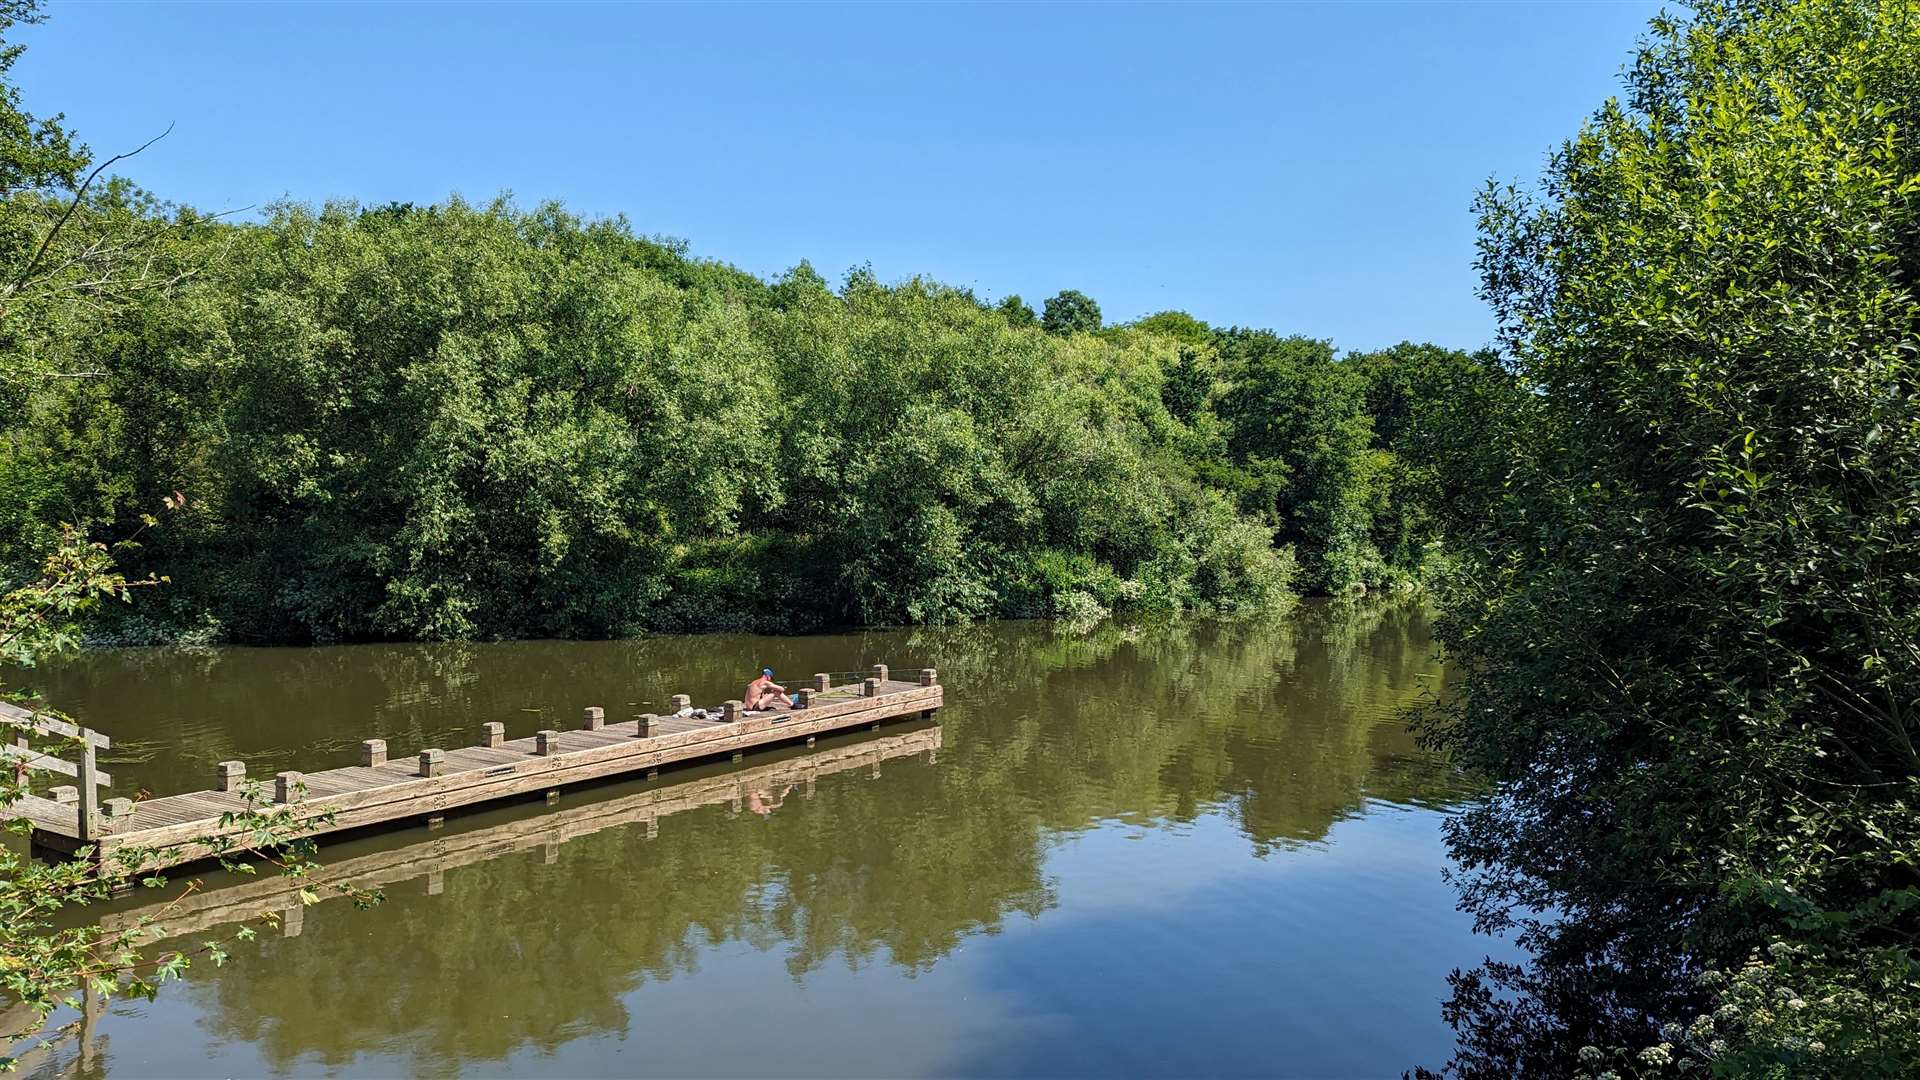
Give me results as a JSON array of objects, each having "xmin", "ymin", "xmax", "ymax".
[
  {"xmin": 996, "ymin": 293, "xmax": 1037, "ymax": 327},
  {"xmin": 1424, "ymin": 1, "xmax": 1920, "ymax": 1075},
  {"xmin": 1040, "ymin": 288, "xmax": 1101, "ymax": 335}
]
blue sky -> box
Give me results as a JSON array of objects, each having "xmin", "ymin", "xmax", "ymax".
[{"xmin": 18, "ymin": 1, "xmax": 1663, "ymax": 352}]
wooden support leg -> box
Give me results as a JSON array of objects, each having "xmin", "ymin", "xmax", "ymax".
[{"xmin": 77, "ymin": 739, "xmax": 98, "ymax": 843}]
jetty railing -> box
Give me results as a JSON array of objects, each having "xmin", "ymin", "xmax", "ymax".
[{"xmin": 1, "ymin": 699, "xmax": 112, "ymax": 841}]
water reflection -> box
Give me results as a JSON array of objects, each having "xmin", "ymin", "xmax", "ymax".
[{"xmin": 11, "ymin": 599, "xmax": 1488, "ymax": 1078}]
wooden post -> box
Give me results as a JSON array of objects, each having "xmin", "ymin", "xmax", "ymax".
[
  {"xmin": 796, "ymin": 688, "xmax": 813, "ymax": 709},
  {"xmin": 426, "ymin": 870, "xmax": 444, "ymax": 896},
  {"xmin": 536, "ymin": 730, "xmax": 559, "ymax": 756},
  {"xmin": 635, "ymin": 714, "xmax": 656, "ymax": 738},
  {"xmin": 645, "ymin": 815, "xmax": 659, "ymax": 840},
  {"xmin": 49, "ymin": 785, "xmax": 77, "ymax": 805},
  {"xmin": 544, "ymin": 842, "xmax": 559, "ymax": 865},
  {"xmin": 862, "ymin": 677, "xmax": 880, "ymax": 698},
  {"xmin": 581, "ymin": 706, "xmax": 605, "ymax": 731},
  {"xmin": 871, "ymin": 664, "xmax": 889, "ymax": 684},
  {"xmin": 813, "ymin": 673, "xmax": 831, "ymax": 693},
  {"xmin": 479, "ymin": 722, "xmax": 504, "ymax": 748},
  {"xmin": 282, "ymin": 902, "xmax": 304, "ymax": 938},
  {"xmin": 76, "ymin": 735, "xmax": 98, "ymax": 842},
  {"xmin": 731, "ymin": 750, "xmax": 744, "ymax": 763},
  {"xmin": 722, "ymin": 700, "xmax": 742, "ymax": 723},
  {"xmin": 274, "ymin": 771, "xmax": 302, "ymax": 804},
  {"xmin": 919, "ymin": 668, "xmax": 938, "ymax": 687},
  {"xmin": 103, "ymin": 797, "xmax": 134, "ymax": 818},
  {"xmin": 418, "ymin": 749, "xmax": 444, "ymax": 777},
  {"xmin": 216, "ymin": 760, "xmax": 246, "ymax": 791},
  {"xmin": 361, "ymin": 739, "xmax": 387, "ymax": 767},
  {"xmin": 670, "ymin": 694, "xmax": 691, "ymax": 713}
]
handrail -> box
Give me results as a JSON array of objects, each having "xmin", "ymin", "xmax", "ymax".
[
  {"xmin": 0, "ymin": 700, "xmax": 111, "ymax": 748},
  {"xmin": 1, "ymin": 700, "xmax": 109, "ymax": 840},
  {"xmin": 0, "ymin": 742, "xmax": 113, "ymax": 785}
]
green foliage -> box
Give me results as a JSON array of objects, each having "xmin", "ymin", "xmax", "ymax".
[
  {"xmin": 1422, "ymin": 1, "xmax": 1920, "ymax": 1075},
  {"xmin": 1040, "ymin": 288, "xmax": 1102, "ymax": 335},
  {"xmin": 1130, "ymin": 309, "xmax": 1213, "ymax": 345},
  {"xmin": 0, "ymin": 185, "xmax": 1473, "ymax": 635},
  {"xmin": 996, "ymin": 293, "xmax": 1037, "ymax": 327},
  {"xmin": 1160, "ymin": 345, "xmax": 1212, "ymax": 423},
  {"xmin": 5, "ymin": 197, "xmax": 1356, "ymax": 638},
  {"xmin": 1212, "ymin": 331, "xmax": 1378, "ymax": 592}
]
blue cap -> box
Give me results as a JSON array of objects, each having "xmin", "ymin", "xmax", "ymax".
[{"xmin": 762, "ymin": 668, "xmax": 774, "ymax": 677}]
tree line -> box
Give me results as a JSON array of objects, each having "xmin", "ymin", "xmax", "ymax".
[{"xmin": 0, "ymin": 124, "xmax": 1481, "ymax": 646}]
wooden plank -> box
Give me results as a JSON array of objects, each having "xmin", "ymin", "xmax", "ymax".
[
  {"xmin": 5, "ymin": 793, "xmax": 77, "ymax": 832},
  {"xmin": 0, "ymin": 743, "xmax": 113, "ymax": 785},
  {"xmin": 0, "ymin": 701, "xmax": 110, "ymax": 747}
]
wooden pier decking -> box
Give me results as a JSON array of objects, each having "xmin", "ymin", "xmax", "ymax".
[
  {"xmin": 95, "ymin": 723, "xmax": 941, "ymax": 941},
  {"xmin": 6, "ymin": 665, "xmax": 940, "ymax": 872}
]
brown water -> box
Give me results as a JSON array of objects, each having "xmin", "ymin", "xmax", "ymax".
[{"xmin": 7, "ymin": 599, "xmax": 1508, "ymax": 1078}]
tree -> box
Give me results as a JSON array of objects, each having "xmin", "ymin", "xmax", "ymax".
[
  {"xmin": 1131, "ymin": 309, "xmax": 1211, "ymax": 345},
  {"xmin": 1161, "ymin": 345, "xmax": 1210, "ymax": 423},
  {"xmin": 1040, "ymin": 288, "xmax": 1101, "ymax": 335},
  {"xmin": 996, "ymin": 293, "xmax": 1037, "ymax": 327},
  {"xmin": 1422, "ymin": 1, "xmax": 1920, "ymax": 1074},
  {"xmin": 1211, "ymin": 331, "xmax": 1378, "ymax": 593}
]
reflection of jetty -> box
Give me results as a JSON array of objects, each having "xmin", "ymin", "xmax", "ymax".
[
  {"xmin": 98, "ymin": 723, "xmax": 942, "ymax": 941},
  {"xmin": 10, "ymin": 666, "xmax": 941, "ymax": 872}
]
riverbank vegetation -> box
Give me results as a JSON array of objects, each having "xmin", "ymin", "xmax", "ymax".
[
  {"xmin": 1421, "ymin": 1, "xmax": 1920, "ymax": 1076},
  {"xmin": 0, "ymin": 10, "xmax": 1474, "ymax": 643}
]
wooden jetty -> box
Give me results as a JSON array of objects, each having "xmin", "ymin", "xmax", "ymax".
[
  {"xmin": 95, "ymin": 723, "xmax": 941, "ymax": 942},
  {"xmin": 4, "ymin": 665, "xmax": 940, "ymax": 873}
]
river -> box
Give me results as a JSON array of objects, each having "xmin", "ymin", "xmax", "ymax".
[{"xmin": 6, "ymin": 599, "xmax": 1511, "ymax": 1078}]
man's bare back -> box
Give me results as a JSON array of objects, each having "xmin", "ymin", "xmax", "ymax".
[{"xmin": 746, "ymin": 668, "xmax": 790, "ymax": 710}]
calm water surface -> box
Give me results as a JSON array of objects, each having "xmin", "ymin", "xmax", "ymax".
[{"xmin": 10, "ymin": 600, "xmax": 1511, "ymax": 1078}]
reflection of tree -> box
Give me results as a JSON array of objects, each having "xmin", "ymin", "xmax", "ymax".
[{"xmin": 50, "ymin": 601, "xmax": 1462, "ymax": 1072}]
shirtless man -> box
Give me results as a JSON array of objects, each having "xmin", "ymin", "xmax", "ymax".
[{"xmin": 745, "ymin": 668, "xmax": 791, "ymax": 711}]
